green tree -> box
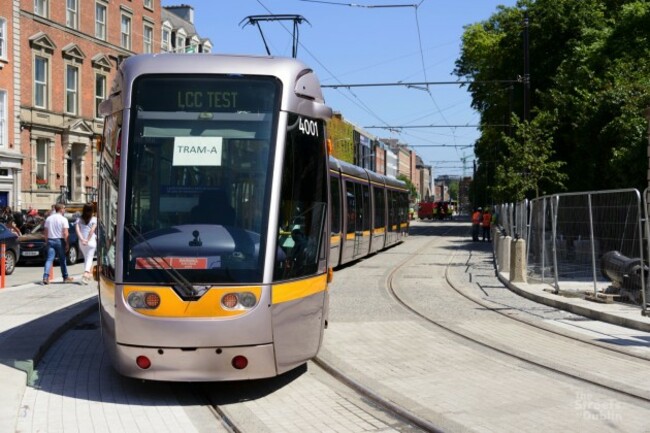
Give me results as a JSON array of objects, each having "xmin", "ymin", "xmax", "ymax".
[
  {"xmin": 448, "ymin": 179, "xmax": 460, "ymax": 202},
  {"xmin": 455, "ymin": 0, "xmax": 650, "ymax": 201},
  {"xmin": 492, "ymin": 113, "xmax": 567, "ymax": 201},
  {"xmin": 398, "ymin": 174, "xmax": 418, "ymax": 202}
]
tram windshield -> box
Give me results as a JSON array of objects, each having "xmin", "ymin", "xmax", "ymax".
[{"xmin": 122, "ymin": 75, "xmax": 279, "ymax": 284}]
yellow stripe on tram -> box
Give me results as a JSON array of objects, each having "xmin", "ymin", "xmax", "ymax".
[
  {"xmin": 123, "ymin": 285, "xmax": 263, "ymax": 318},
  {"xmin": 272, "ymin": 274, "xmax": 328, "ymax": 305}
]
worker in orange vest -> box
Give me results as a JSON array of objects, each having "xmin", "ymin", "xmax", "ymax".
[
  {"xmin": 482, "ymin": 208, "xmax": 492, "ymax": 242},
  {"xmin": 471, "ymin": 207, "xmax": 482, "ymax": 241}
]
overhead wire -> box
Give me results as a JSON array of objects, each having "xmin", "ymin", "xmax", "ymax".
[
  {"xmin": 409, "ymin": 1, "xmax": 461, "ymax": 156},
  {"xmin": 254, "ymin": 0, "xmax": 393, "ymax": 127},
  {"xmin": 257, "ymin": 0, "xmax": 472, "ymax": 171}
]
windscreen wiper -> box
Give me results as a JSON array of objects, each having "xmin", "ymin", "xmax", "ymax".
[{"xmin": 124, "ymin": 224, "xmax": 202, "ymax": 298}]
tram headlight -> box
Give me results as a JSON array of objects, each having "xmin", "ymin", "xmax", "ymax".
[
  {"xmin": 239, "ymin": 292, "xmax": 257, "ymax": 308},
  {"xmin": 221, "ymin": 292, "xmax": 258, "ymax": 310},
  {"xmin": 127, "ymin": 292, "xmax": 161, "ymax": 309}
]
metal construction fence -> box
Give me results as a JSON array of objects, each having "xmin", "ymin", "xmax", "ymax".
[{"xmin": 496, "ymin": 189, "xmax": 648, "ymax": 315}]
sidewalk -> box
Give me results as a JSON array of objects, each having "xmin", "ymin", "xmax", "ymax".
[
  {"xmin": 498, "ymin": 271, "xmax": 650, "ymax": 332},
  {"xmin": 0, "ymin": 273, "xmax": 96, "ymax": 433}
]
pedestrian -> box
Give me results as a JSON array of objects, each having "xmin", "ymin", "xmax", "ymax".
[
  {"xmin": 7, "ymin": 218, "xmax": 21, "ymax": 236},
  {"xmin": 482, "ymin": 208, "xmax": 492, "ymax": 242},
  {"xmin": 471, "ymin": 207, "xmax": 482, "ymax": 241},
  {"xmin": 75, "ymin": 203, "xmax": 97, "ymax": 284},
  {"xmin": 42, "ymin": 203, "xmax": 74, "ymax": 285}
]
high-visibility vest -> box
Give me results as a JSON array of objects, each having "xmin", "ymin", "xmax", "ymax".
[
  {"xmin": 482, "ymin": 212, "xmax": 491, "ymax": 227},
  {"xmin": 472, "ymin": 211, "xmax": 481, "ymax": 224}
]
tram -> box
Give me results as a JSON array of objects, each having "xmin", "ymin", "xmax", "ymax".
[
  {"xmin": 97, "ymin": 53, "xmax": 408, "ymax": 382},
  {"xmin": 329, "ymin": 157, "xmax": 409, "ymax": 267}
]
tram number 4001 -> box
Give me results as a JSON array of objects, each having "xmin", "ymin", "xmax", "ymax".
[{"xmin": 299, "ymin": 117, "xmax": 319, "ymax": 137}]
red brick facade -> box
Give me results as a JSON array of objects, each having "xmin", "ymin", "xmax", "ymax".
[
  {"xmin": 0, "ymin": 1, "xmax": 20, "ymax": 209},
  {"xmin": 18, "ymin": 0, "xmax": 161, "ymax": 210}
]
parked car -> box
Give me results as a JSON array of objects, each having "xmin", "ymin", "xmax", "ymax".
[
  {"xmin": 17, "ymin": 219, "xmax": 80, "ymax": 265},
  {"xmin": 0, "ymin": 222, "xmax": 20, "ymax": 274}
]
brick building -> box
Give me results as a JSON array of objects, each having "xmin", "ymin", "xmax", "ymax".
[
  {"xmin": 0, "ymin": 1, "xmax": 210, "ymax": 212},
  {"xmin": 0, "ymin": 1, "xmax": 20, "ymax": 209}
]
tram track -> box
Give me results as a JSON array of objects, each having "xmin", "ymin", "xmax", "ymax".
[
  {"xmin": 200, "ymin": 359, "xmax": 429, "ymax": 433},
  {"xmin": 17, "ymin": 222, "xmax": 650, "ymax": 432},
  {"xmin": 386, "ymin": 224, "xmax": 650, "ymax": 406},
  {"xmin": 309, "ymin": 224, "xmax": 459, "ymax": 433}
]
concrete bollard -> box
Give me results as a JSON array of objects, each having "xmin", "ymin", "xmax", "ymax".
[
  {"xmin": 498, "ymin": 235, "xmax": 511, "ymax": 273},
  {"xmin": 509, "ymin": 237, "xmax": 527, "ymax": 283},
  {"xmin": 492, "ymin": 230, "xmax": 501, "ymax": 269}
]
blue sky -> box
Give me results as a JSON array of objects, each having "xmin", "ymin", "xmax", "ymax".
[{"xmin": 161, "ymin": 0, "xmax": 518, "ymax": 177}]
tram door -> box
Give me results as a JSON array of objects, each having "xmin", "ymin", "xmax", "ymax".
[
  {"xmin": 342, "ymin": 182, "xmax": 356, "ymax": 263},
  {"xmin": 370, "ymin": 185, "xmax": 386, "ymax": 253},
  {"xmin": 358, "ymin": 183, "xmax": 370, "ymax": 256},
  {"xmin": 344, "ymin": 181, "xmax": 370, "ymax": 261},
  {"xmin": 387, "ymin": 190, "xmax": 399, "ymax": 245},
  {"xmin": 329, "ymin": 176, "xmax": 342, "ymax": 267}
]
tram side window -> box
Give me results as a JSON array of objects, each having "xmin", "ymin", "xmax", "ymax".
[
  {"xmin": 99, "ymin": 111, "xmax": 121, "ymax": 279},
  {"xmin": 345, "ymin": 182, "xmax": 355, "ymax": 235},
  {"xmin": 373, "ymin": 187, "xmax": 385, "ymax": 229},
  {"xmin": 274, "ymin": 114, "xmax": 328, "ymax": 281},
  {"xmin": 330, "ymin": 176, "xmax": 341, "ymax": 234}
]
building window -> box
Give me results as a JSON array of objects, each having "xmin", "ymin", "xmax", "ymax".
[
  {"xmin": 0, "ymin": 90, "xmax": 6, "ymax": 147},
  {"xmin": 0, "ymin": 18, "xmax": 6, "ymax": 60},
  {"xmin": 174, "ymin": 29, "xmax": 187, "ymax": 53},
  {"xmin": 143, "ymin": 24, "xmax": 153, "ymax": 54},
  {"xmin": 176, "ymin": 36, "xmax": 185, "ymax": 52},
  {"xmin": 66, "ymin": 0, "xmax": 78, "ymax": 29},
  {"xmin": 175, "ymin": 35, "xmax": 186, "ymax": 53},
  {"xmin": 65, "ymin": 64, "xmax": 79, "ymax": 114},
  {"xmin": 34, "ymin": 56, "xmax": 48, "ymax": 108},
  {"xmin": 121, "ymin": 14, "xmax": 132, "ymax": 50},
  {"xmin": 161, "ymin": 28, "xmax": 171, "ymax": 52},
  {"xmin": 144, "ymin": 0, "xmax": 153, "ymax": 10},
  {"xmin": 34, "ymin": 0, "xmax": 48, "ymax": 18},
  {"xmin": 95, "ymin": 73, "xmax": 106, "ymax": 118},
  {"xmin": 95, "ymin": 2, "xmax": 107, "ymax": 40},
  {"xmin": 36, "ymin": 138, "xmax": 49, "ymax": 184},
  {"xmin": 187, "ymin": 41, "xmax": 199, "ymax": 54}
]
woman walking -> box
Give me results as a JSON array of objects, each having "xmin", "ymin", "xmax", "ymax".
[{"xmin": 75, "ymin": 203, "xmax": 97, "ymax": 284}]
